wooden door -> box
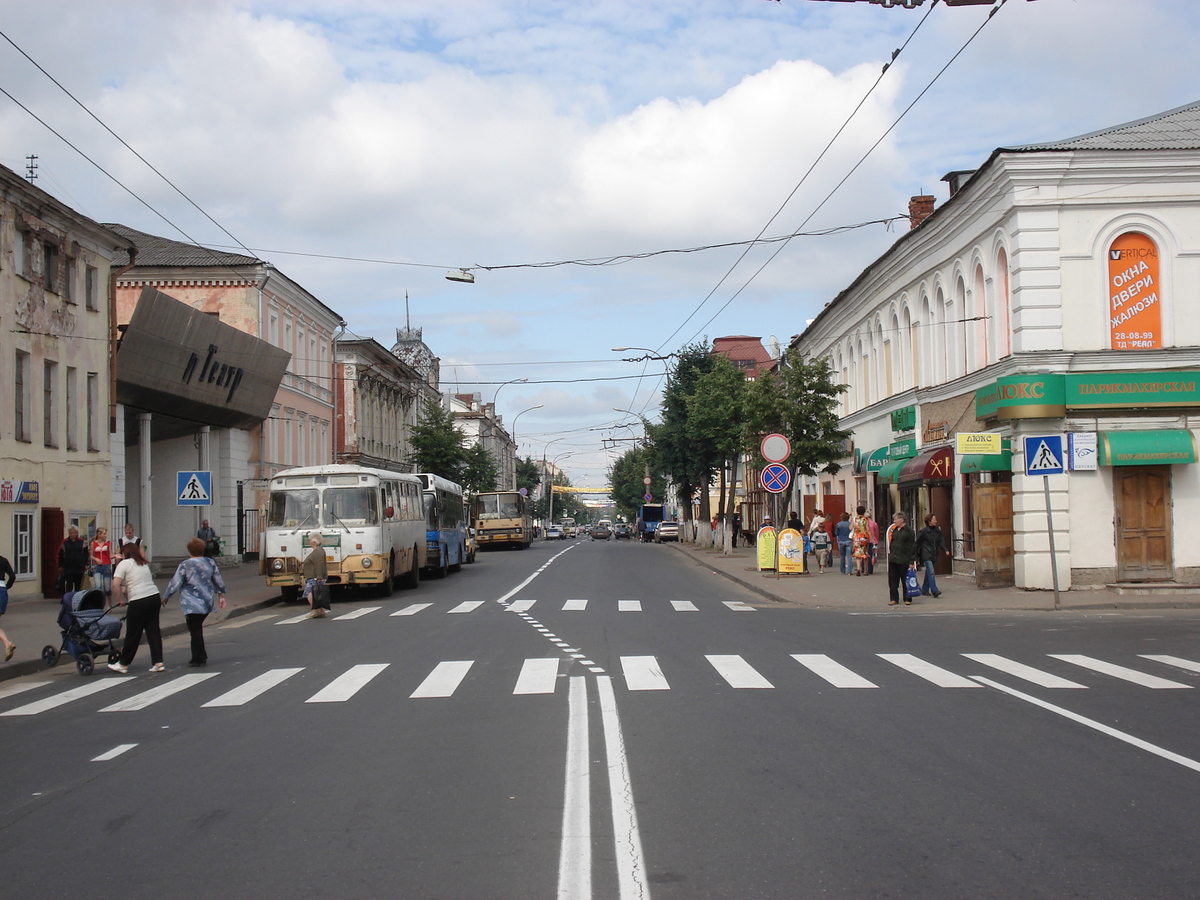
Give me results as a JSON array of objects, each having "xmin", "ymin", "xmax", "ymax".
[
  {"xmin": 41, "ymin": 507, "xmax": 65, "ymax": 599},
  {"xmin": 973, "ymin": 483, "xmax": 1014, "ymax": 587},
  {"xmin": 1115, "ymin": 467, "xmax": 1172, "ymax": 582}
]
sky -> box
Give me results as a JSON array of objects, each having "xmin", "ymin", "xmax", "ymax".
[{"xmin": 2, "ymin": 0, "xmax": 1198, "ymax": 486}]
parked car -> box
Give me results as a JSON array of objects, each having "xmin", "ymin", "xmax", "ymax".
[
  {"xmin": 655, "ymin": 521, "xmax": 680, "ymax": 543},
  {"xmin": 465, "ymin": 528, "xmax": 479, "ymax": 563},
  {"xmin": 545, "ymin": 526, "xmax": 565, "ymax": 540},
  {"xmin": 590, "ymin": 524, "xmax": 611, "ymax": 541},
  {"xmin": 613, "ymin": 523, "xmax": 632, "ymax": 540}
]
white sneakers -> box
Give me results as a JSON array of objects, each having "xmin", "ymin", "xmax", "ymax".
[{"xmin": 107, "ymin": 662, "xmax": 128, "ymax": 674}]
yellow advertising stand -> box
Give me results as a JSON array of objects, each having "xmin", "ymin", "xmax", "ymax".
[
  {"xmin": 757, "ymin": 526, "xmax": 777, "ymax": 571},
  {"xmin": 777, "ymin": 528, "xmax": 804, "ymax": 574}
]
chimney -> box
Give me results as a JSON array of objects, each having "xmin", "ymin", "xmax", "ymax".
[{"xmin": 908, "ymin": 194, "xmax": 935, "ymax": 230}]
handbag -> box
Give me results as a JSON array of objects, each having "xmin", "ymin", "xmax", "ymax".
[
  {"xmin": 312, "ymin": 582, "xmax": 331, "ymax": 611},
  {"xmin": 904, "ymin": 568, "xmax": 921, "ymax": 599}
]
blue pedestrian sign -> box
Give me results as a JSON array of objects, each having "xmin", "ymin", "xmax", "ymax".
[
  {"xmin": 177, "ymin": 471, "xmax": 212, "ymax": 506},
  {"xmin": 1023, "ymin": 436, "xmax": 1065, "ymax": 477},
  {"xmin": 760, "ymin": 463, "xmax": 791, "ymax": 494}
]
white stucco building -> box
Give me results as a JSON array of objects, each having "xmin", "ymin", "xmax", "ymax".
[{"xmin": 794, "ymin": 100, "xmax": 1200, "ymax": 591}]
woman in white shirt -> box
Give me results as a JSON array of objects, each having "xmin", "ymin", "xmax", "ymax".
[{"xmin": 108, "ymin": 541, "xmax": 165, "ymax": 674}]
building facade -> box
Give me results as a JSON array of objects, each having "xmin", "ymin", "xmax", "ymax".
[
  {"xmin": 448, "ymin": 392, "xmax": 517, "ymax": 490},
  {"xmin": 109, "ymin": 225, "xmax": 342, "ymax": 558},
  {"xmin": 0, "ymin": 165, "xmax": 127, "ymax": 598},
  {"xmin": 794, "ymin": 100, "xmax": 1200, "ymax": 590}
]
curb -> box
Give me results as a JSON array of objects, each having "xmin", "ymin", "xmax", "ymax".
[
  {"xmin": 670, "ymin": 543, "xmax": 798, "ymax": 605},
  {"xmin": 0, "ymin": 595, "xmax": 284, "ymax": 684}
]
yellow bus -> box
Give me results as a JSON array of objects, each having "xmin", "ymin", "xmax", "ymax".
[{"xmin": 473, "ymin": 491, "xmax": 532, "ymax": 550}]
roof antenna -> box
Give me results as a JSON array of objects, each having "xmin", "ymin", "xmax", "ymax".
[{"xmin": 405, "ymin": 291, "xmax": 410, "ymax": 331}]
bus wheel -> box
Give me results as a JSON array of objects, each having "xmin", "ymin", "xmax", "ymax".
[
  {"xmin": 378, "ymin": 555, "xmax": 396, "ymax": 598},
  {"xmin": 401, "ymin": 548, "xmax": 420, "ymax": 589},
  {"xmin": 281, "ymin": 584, "xmax": 301, "ymax": 603},
  {"xmin": 449, "ymin": 543, "xmax": 463, "ymax": 573},
  {"xmin": 435, "ymin": 547, "xmax": 449, "ymax": 578}
]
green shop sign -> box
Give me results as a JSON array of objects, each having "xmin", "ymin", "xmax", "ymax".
[
  {"xmin": 889, "ymin": 437, "xmax": 917, "ymax": 460},
  {"xmin": 977, "ymin": 371, "xmax": 1200, "ymax": 420},
  {"xmin": 890, "ymin": 405, "xmax": 916, "ymax": 432}
]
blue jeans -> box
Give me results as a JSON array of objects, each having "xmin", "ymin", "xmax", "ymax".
[
  {"xmin": 838, "ymin": 541, "xmax": 851, "ymax": 573},
  {"xmin": 921, "ymin": 559, "xmax": 939, "ymax": 595}
]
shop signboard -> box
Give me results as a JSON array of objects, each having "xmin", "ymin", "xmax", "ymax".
[
  {"xmin": 0, "ymin": 480, "xmax": 39, "ymax": 503},
  {"xmin": 889, "ymin": 437, "xmax": 917, "ymax": 460},
  {"xmin": 757, "ymin": 525, "xmax": 777, "ymax": 571},
  {"xmin": 1068, "ymin": 433, "xmax": 1098, "ymax": 471},
  {"xmin": 956, "ymin": 432, "xmax": 1003, "ymax": 455},
  {"xmin": 777, "ymin": 528, "xmax": 805, "ymax": 574},
  {"xmin": 1108, "ymin": 232, "xmax": 1161, "ymax": 350}
]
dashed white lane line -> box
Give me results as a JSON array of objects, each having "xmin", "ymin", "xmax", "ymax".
[
  {"xmin": 562, "ymin": 599, "xmax": 588, "ymax": 611},
  {"xmin": 617, "ymin": 600, "xmax": 642, "ymax": 612},
  {"xmin": 1050, "ymin": 654, "xmax": 1192, "ymax": 689},
  {"xmin": 92, "ymin": 743, "xmax": 137, "ymax": 762},
  {"xmin": 410, "ymin": 660, "xmax": 474, "ymax": 698},
  {"xmin": 509, "ymin": 600, "xmax": 537, "ymax": 613},
  {"xmin": 671, "ymin": 600, "xmax": 698, "ymax": 611}
]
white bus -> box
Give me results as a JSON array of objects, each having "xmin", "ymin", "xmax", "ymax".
[{"xmin": 262, "ymin": 464, "xmax": 426, "ymax": 600}]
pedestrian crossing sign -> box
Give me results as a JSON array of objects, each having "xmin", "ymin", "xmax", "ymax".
[
  {"xmin": 177, "ymin": 470, "xmax": 212, "ymax": 506},
  {"xmin": 1023, "ymin": 436, "xmax": 1065, "ymax": 476}
]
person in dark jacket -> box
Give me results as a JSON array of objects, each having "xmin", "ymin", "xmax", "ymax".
[
  {"xmin": 917, "ymin": 514, "xmax": 951, "ymax": 597},
  {"xmin": 0, "ymin": 553, "xmax": 16, "ymax": 661},
  {"xmin": 57, "ymin": 526, "xmax": 89, "ymax": 594},
  {"xmin": 885, "ymin": 512, "xmax": 920, "ymax": 606}
]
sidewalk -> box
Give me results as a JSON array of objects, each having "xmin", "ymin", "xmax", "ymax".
[
  {"xmin": 669, "ymin": 543, "xmax": 1200, "ymax": 613},
  {"xmin": 0, "ymin": 560, "xmax": 284, "ymax": 684}
]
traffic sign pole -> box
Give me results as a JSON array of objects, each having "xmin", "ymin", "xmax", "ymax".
[{"xmin": 1043, "ymin": 475, "xmax": 1061, "ymax": 609}]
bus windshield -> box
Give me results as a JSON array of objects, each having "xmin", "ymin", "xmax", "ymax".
[
  {"xmin": 475, "ymin": 493, "xmax": 522, "ymax": 520},
  {"xmin": 324, "ymin": 487, "xmax": 379, "ymax": 527},
  {"xmin": 268, "ymin": 489, "xmax": 318, "ymax": 529}
]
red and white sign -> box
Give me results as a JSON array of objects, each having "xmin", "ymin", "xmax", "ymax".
[{"xmin": 760, "ymin": 433, "xmax": 791, "ymax": 464}]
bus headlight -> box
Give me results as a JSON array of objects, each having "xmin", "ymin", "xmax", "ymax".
[
  {"xmin": 361, "ymin": 558, "xmax": 373, "ymax": 568},
  {"xmin": 271, "ymin": 559, "xmax": 283, "ymax": 572}
]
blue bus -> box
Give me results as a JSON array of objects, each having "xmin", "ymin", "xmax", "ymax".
[{"xmin": 416, "ymin": 473, "xmax": 468, "ymax": 578}]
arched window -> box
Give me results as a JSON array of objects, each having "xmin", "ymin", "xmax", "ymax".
[
  {"xmin": 995, "ymin": 247, "xmax": 1011, "ymax": 358},
  {"xmin": 972, "ymin": 263, "xmax": 988, "ymax": 370}
]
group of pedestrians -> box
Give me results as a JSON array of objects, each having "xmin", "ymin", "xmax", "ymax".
[{"xmin": 885, "ymin": 512, "xmax": 952, "ymax": 605}]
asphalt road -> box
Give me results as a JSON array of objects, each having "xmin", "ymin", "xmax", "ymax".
[{"xmin": 2, "ymin": 538, "xmax": 1200, "ymax": 899}]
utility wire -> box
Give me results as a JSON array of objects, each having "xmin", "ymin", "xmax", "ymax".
[
  {"xmin": 684, "ymin": 0, "xmax": 1009, "ymax": 346},
  {"xmin": 0, "ymin": 28, "xmax": 259, "ymax": 261}
]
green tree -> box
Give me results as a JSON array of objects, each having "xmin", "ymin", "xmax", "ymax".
[
  {"xmin": 609, "ymin": 445, "xmax": 666, "ymax": 522},
  {"xmin": 686, "ymin": 355, "xmax": 747, "ymax": 554},
  {"xmin": 408, "ymin": 399, "xmax": 467, "ymax": 480},
  {"xmin": 515, "ymin": 456, "xmax": 541, "ymax": 495},
  {"xmin": 461, "ymin": 443, "xmax": 498, "ymax": 497},
  {"xmin": 651, "ymin": 341, "xmax": 719, "ymax": 544}
]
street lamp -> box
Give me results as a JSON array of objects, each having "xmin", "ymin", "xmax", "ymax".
[
  {"xmin": 492, "ymin": 377, "xmax": 528, "ymax": 408},
  {"xmin": 613, "ymin": 346, "xmax": 677, "ymax": 361},
  {"xmin": 510, "ymin": 404, "xmax": 543, "ymax": 490}
]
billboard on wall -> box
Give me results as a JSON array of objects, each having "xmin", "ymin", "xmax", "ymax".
[{"xmin": 1108, "ymin": 232, "xmax": 1161, "ymax": 350}]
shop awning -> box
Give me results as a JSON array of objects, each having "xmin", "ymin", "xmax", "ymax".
[
  {"xmin": 899, "ymin": 446, "xmax": 955, "ymax": 485},
  {"xmin": 960, "ymin": 439, "xmax": 1012, "ymax": 474},
  {"xmin": 875, "ymin": 460, "xmax": 906, "ymax": 484},
  {"xmin": 1098, "ymin": 429, "xmax": 1197, "ymax": 466}
]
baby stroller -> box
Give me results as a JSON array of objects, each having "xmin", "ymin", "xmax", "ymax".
[{"xmin": 41, "ymin": 588, "xmax": 123, "ymax": 676}]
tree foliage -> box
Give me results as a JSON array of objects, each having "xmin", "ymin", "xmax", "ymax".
[
  {"xmin": 461, "ymin": 443, "xmax": 498, "ymax": 496},
  {"xmin": 408, "ymin": 399, "xmax": 467, "ymax": 481},
  {"xmin": 609, "ymin": 445, "xmax": 667, "ymax": 522}
]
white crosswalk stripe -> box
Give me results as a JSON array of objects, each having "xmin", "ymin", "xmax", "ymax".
[
  {"xmin": 203, "ymin": 668, "xmax": 304, "ymax": 707},
  {"xmin": 509, "ymin": 600, "xmax": 538, "ymax": 613},
  {"xmin": 1049, "ymin": 654, "xmax": 1192, "ymax": 689},
  {"xmin": 306, "ymin": 664, "xmax": 389, "ymax": 703},
  {"xmin": 276, "ymin": 612, "xmax": 312, "ymax": 625},
  {"xmin": 671, "ymin": 601, "xmax": 698, "ymax": 611},
  {"xmin": 1138, "ymin": 654, "xmax": 1200, "ymax": 675},
  {"xmin": 722, "ymin": 601, "xmax": 755, "ymax": 612},
  {"xmin": 562, "ymin": 599, "xmax": 588, "ymax": 611},
  {"xmin": 99, "ymin": 673, "xmax": 220, "ymax": 711},
  {"xmin": 448, "ymin": 601, "xmax": 486, "ymax": 614},
  {"xmin": 219, "ymin": 613, "xmax": 279, "ymax": 629},
  {"xmin": 391, "ymin": 603, "xmax": 432, "ymax": 616},
  {"xmin": 962, "ymin": 653, "xmax": 1087, "ymax": 689},
  {"xmin": 333, "ymin": 607, "xmax": 381, "ymax": 620},
  {"xmin": 878, "ymin": 654, "xmax": 980, "ymax": 688},
  {"xmin": 618, "ymin": 600, "xmax": 642, "ymax": 612},
  {"xmin": 411, "ymin": 660, "xmax": 474, "ymax": 698},
  {"xmin": 706, "ymin": 655, "xmax": 773, "ymax": 689},
  {"xmin": 621, "ymin": 656, "xmax": 671, "ymax": 691},
  {"xmin": 0, "ymin": 680, "xmax": 52, "ymax": 701},
  {"xmin": 513, "ymin": 658, "xmax": 560, "ymax": 694},
  {"xmin": 2, "ymin": 677, "xmax": 130, "ymax": 716},
  {"xmin": 791, "ymin": 654, "xmax": 878, "ymax": 688}
]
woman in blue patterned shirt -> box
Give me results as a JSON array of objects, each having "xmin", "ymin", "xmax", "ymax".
[{"xmin": 164, "ymin": 538, "xmax": 227, "ymax": 667}]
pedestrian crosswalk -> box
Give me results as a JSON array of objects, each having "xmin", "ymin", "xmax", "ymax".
[
  {"xmin": 1, "ymin": 651, "xmax": 1195, "ymax": 719},
  {"xmin": 268, "ymin": 597, "xmax": 761, "ymax": 623}
]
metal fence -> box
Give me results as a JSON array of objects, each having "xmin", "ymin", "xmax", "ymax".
[
  {"xmin": 240, "ymin": 508, "xmax": 261, "ymax": 560},
  {"xmin": 110, "ymin": 505, "xmax": 128, "ymax": 529}
]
